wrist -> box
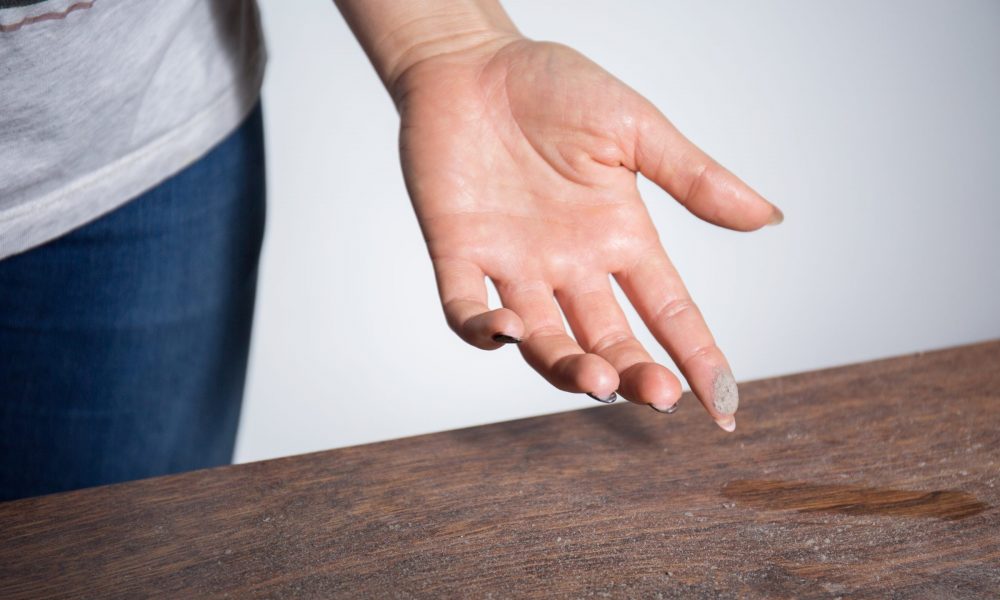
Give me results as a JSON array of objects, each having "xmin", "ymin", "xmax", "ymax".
[
  {"xmin": 385, "ymin": 24, "xmax": 521, "ymax": 98},
  {"xmin": 336, "ymin": 0, "xmax": 522, "ymax": 100}
]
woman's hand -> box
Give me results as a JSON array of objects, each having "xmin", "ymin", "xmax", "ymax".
[{"xmin": 335, "ymin": 1, "xmax": 781, "ymax": 431}]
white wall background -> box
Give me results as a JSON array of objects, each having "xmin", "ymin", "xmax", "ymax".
[{"xmin": 235, "ymin": 0, "xmax": 1000, "ymax": 463}]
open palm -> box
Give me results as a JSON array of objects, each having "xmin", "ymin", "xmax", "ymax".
[{"xmin": 395, "ymin": 39, "xmax": 780, "ymax": 431}]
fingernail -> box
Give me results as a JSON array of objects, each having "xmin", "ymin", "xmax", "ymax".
[
  {"xmin": 712, "ymin": 369, "xmax": 739, "ymax": 415},
  {"xmin": 587, "ymin": 391, "xmax": 617, "ymax": 404},
  {"xmin": 650, "ymin": 403, "xmax": 679, "ymax": 414},
  {"xmin": 715, "ymin": 415, "xmax": 737, "ymax": 432},
  {"xmin": 767, "ymin": 205, "xmax": 784, "ymax": 226},
  {"xmin": 491, "ymin": 333, "xmax": 522, "ymax": 344}
]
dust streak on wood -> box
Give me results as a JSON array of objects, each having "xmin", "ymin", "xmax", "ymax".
[{"xmin": 721, "ymin": 479, "xmax": 989, "ymax": 520}]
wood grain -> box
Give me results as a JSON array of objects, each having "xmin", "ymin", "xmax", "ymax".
[{"xmin": 1, "ymin": 341, "xmax": 999, "ymax": 598}]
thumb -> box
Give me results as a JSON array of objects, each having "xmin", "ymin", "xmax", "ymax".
[{"xmin": 633, "ymin": 107, "xmax": 782, "ymax": 231}]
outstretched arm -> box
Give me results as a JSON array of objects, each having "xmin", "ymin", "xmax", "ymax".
[{"xmin": 334, "ymin": 0, "xmax": 782, "ymax": 432}]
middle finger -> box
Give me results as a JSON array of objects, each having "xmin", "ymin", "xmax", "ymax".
[{"xmin": 556, "ymin": 276, "xmax": 682, "ymax": 411}]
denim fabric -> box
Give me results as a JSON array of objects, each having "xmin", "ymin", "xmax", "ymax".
[{"xmin": 0, "ymin": 103, "xmax": 266, "ymax": 501}]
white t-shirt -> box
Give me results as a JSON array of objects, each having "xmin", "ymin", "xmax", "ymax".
[{"xmin": 0, "ymin": 0, "xmax": 267, "ymax": 260}]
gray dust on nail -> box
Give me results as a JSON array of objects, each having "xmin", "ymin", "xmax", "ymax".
[{"xmin": 712, "ymin": 370, "xmax": 739, "ymax": 415}]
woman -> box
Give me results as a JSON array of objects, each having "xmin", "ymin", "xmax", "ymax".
[{"xmin": 0, "ymin": 0, "xmax": 780, "ymax": 501}]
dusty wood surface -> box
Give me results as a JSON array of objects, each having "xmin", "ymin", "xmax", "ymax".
[{"xmin": 1, "ymin": 341, "xmax": 999, "ymax": 599}]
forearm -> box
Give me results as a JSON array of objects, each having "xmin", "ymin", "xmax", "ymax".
[{"xmin": 334, "ymin": 0, "xmax": 521, "ymax": 97}]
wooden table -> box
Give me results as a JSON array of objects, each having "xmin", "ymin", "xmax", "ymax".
[{"xmin": 2, "ymin": 342, "xmax": 999, "ymax": 598}]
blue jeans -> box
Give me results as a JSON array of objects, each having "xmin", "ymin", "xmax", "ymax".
[{"xmin": 0, "ymin": 104, "xmax": 266, "ymax": 501}]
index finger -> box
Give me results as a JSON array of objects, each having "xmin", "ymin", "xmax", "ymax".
[{"xmin": 615, "ymin": 250, "xmax": 739, "ymax": 432}]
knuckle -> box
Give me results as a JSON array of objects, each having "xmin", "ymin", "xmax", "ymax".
[
  {"xmin": 525, "ymin": 326, "xmax": 567, "ymax": 343},
  {"xmin": 589, "ymin": 331, "xmax": 635, "ymax": 355},
  {"xmin": 651, "ymin": 297, "xmax": 700, "ymax": 327},
  {"xmin": 682, "ymin": 162, "xmax": 712, "ymax": 207},
  {"xmin": 679, "ymin": 343, "xmax": 721, "ymax": 370}
]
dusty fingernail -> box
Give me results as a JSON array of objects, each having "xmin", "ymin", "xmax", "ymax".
[
  {"xmin": 767, "ymin": 205, "xmax": 784, "ymax": 226},
  {"xmin": 587, "ymin": 391, "xmax": 617, "ymax": 404},
  {"xmin": 712, "ymin": 369, "xmax": 739, "ymax": 415},
  {"xmin": 650, "ymin": 403, "xmax": 679, "ymax": 414},
  {"xmin": 715, "ymin": 415, "xmax": 737, "ymax": 432},
  {"xmin": 491, "ymin": 333, "xmax": 522, "ymax": 344}
]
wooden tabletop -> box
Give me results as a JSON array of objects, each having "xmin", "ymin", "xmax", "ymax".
[{"xmin": 2, "ymin": 341, "xmax": 999, "ymax": 598}]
